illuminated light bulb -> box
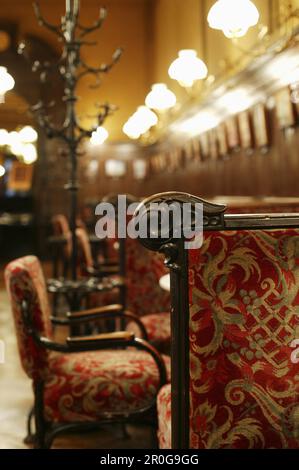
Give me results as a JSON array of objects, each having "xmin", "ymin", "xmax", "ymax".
[
  {"xmin": 145, "ymin": 83, "xmax": 177, "ymax": 111},
  {"xmin": 0, "ymin": 164, "xmax": 5, "ymax": 177},
  {"xmin": 0, "ymin": 66, "xmax": 15, "ymax": 103},
  {"xmin": 90, "ymin": 126, "xmax": 109, "ymax": 145},
  {"xmin": 207, "ymin": 0, "xmax": 259, "ymax": 38},
  {"xmin": 19, "ymin": 126, "xmax": 38, "ymax": 143},
  {"xmin": 0, "ymin": 128, "xmax": 9, "ymax": 146},
  {"xmin": 22, "ymin": 143, "xmax": 38, "ymax": 164},
  {"xmin": 168, "ymin": 50, "xmax": 208, "ymax": 88}
]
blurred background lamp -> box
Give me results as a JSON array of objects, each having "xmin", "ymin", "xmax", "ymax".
[
  {"xmin": 19, "ymin": 126, "xmax": 38, "ymax": 143},
  {"xmin": 0, "ymin": 128, "xmax": 9, "ymax": 146},
  {"xmin": 145, "ymin": 83, "xmax": 177, "ymax": 111},
  {"xmin": 0, "ymin": 164, "xmax": 5, "ymax": 177},
  {"xmin": 168, "ymin": 49, "xmax": 208, "ymax": 88},
  {"xmin": 207, "ymin": 0, "xmax": 259, "ymax": 38},
  {"xmin": 123, "ymin": 118, "xmax": 141, "ymax": 140},
  {"xmin": 90, "ymin": 126, "xmax": 109, "ymax": 145},
  {"xmin": 0, "ymin": 66, "xmax": 15, "ymax": 103},
  {"xmin": 22, "ymin": 143, "xmax": 38, "ymax": 164}
]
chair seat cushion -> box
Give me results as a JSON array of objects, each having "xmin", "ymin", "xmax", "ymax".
[
  {"xmin": 157, "ymin": 384, "xmax": 171, "ymax": 449},
  {"xmin": 127, "ymin": 312, "xmax": 170, "ymax": 354},
  {"xmin": 44, "ymin": 349, "xmax": 170, "ymax": 423}
]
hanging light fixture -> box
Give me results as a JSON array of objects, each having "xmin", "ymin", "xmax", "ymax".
[
  {"xmin": 145, "ymin": 83, "xmax": 177, "ymax": 111},
  {"xmin": 90, "ymin": 126, "xmax": 109, "ymax": 145},
  {"xmin": 0, "ymin": 66, "xmax": 15, "ymax": 103},
  {"xmin": 168, "ymin": 50, "xmax": 208, "ymax": 88},
  {"xmin": 207, "ymin": 0, "xmax": 259, "ymax": 38},
  {"xmin": 123, "ymin": 106, "xmax": 158, "ymax": 139}
]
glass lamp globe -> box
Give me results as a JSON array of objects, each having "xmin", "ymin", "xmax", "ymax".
[
  {"xmin": 123, "ymin": 119, "xmax": 141, "ymax": 140},
  {"xmin": 207, "ymin": 0, "xmax": 259, "ymax": 38},
  {"xmin": 133, "ymin": 106, "xmax": 158, "ymax": 134},
  {"xmin": 168, "ymin": 50, "xmax": 208, "ymax": 88},
  {"xmin": 145, "ymin": 83, "xmax": 176, "ymax": 111},
  {"xmin": 90, "ymin": 126, "xmax": 109, "ymax": 146},
  {"xmin": 0, "ymin": 66, "xmax": 15, "ymax": 103}
]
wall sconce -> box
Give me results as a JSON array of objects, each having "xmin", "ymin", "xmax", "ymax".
[
  {"xmin": 90, "ymin": 126, "xmax": 109, "ymax": 145},
  {"xmin": 145, "ymin": 83, "xmax": 177, "ymax": 111},
  {"xmin": 0, "ymin": 66, "xmax": 15, "ymax": 103},
  {"xmin": 207, "ymin": 0, "xmax": 259, "ymax": 38},
  {"xmin": 168, "ymin": 50, "xmax": 208, "ymax": 88},
  {"xmin": 123, "ymin": 106, "xmax": 158, "ymax": 139}
]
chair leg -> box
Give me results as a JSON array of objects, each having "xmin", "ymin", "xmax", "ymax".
[
  {"xmin": 33, "ymin": 381, "xmax": 48, "ymax": 449},
  {"xmin": 118, "ymin": 423, "xmax": 131, "ymax": 440},
  {"xmin": 23, "ymin": 406, "xmax": 35, "ymax": 445}
]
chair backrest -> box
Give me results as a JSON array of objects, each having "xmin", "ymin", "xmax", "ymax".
[
  {"xmin": 125, "ymin": 237, "xmax": 170, "ymax": 316},
  {"xmin": 76, "ymin": 227, "xmax": 94, "ymax": 271},
  {"xmin": 136, "ymin": 192, "xmax": 299, "ymax": 449},
  {"xmin": 4, "ymin": 256, "xmax": 52, "ymax": 379},
  {"xmin": 187, "ymin": 228, "xmax": 299, "ymax": 448},
  {"xmin": 52, "ymin": 214, "xmax": 69, "ymax": 236}
]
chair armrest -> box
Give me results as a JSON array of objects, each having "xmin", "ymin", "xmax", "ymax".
[
  {"xmin": 86, "ymin": 265, "xmax": 119, "ymax": 277},
  {"xmin": 69, "ymin": 304, "xmax": 124, "ymax": 319},
  {"xmin": 67, "ymin": 331, "xmax": 134, "ymax": 349},
  {"xmin": 66, "ymin": 304, "xmax": 149, "ymax": 340}
]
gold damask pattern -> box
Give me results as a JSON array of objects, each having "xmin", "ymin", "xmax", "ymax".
[{"xmin": 188, "ymin": 229, "xmax": 299, "ymax": 448}]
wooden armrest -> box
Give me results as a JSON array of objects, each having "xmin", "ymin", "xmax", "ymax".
[
  {"xmin": 68, "ymin": 304, "xmax": 123, "ymax": 320},
  {"xmin": 86, "ymin": 265, "xmax": 119, "ymax": 277},
  {"xmin": 67, "ymin": 331, "xmax": 134, "ymax": 349}
]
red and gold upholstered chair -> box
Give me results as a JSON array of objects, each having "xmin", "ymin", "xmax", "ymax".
[
  {"xmin": 5, "ymin": 255, "xmax": 170, "ymax": 449},
  {"xmin": 136, "ymin": 192, "xmax": 299, "ymax": 449},
  {"xmin": 100, "ymin": 194, "xmax": 171, "ymax": 354},
  {"xmin": 124, "ymin": 238, "xmax": 171, "ymax": 354}
]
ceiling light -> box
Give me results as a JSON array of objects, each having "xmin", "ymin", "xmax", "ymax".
[
  {"xmin": 207, "ymin": 0, "xmax": 259, "ymax": 38},
  {"xmin": 168, "ymin": 50, "xmax": 208, "ymax": 88},
  {"xmin": 145, "ymin": 83, "xmax": 177, "ymax": 111}
]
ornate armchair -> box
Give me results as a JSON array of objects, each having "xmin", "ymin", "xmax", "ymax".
[
  {"xmin": 136, "ymin": 192, "xmax": 299, "ymax": 449},
  {"xmin": 5, "ymin": 255, "xmax": 170, "ymax": 449}
]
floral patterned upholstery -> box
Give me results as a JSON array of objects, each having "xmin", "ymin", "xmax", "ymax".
[
  {"xmin": 125, "ymin": 238, "xmax": 170, "ymax": 316},
  {"xmin": 5, "ymin": 255, "xmax": 171, "ymax": 427},
  {"xmin": 5, "ymin": 256, "xmax": 53, "ymax": 380},
  {"xmin": 158, "ymin": 229, "xmax": 299, "ymax": 449},
  {"xmin": 157, "ymin": 384, "xmax": 171, "ymax": 449},
  {"xmin": 45, "ymin": 350, "xmax": 170, "ymax": 422},
  {"xmin": 128, "ymin": 312, "xmax": 171, "ymax": 354}
]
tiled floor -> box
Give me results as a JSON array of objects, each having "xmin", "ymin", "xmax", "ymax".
[{"xmin": 0, "ymin": 287, "xmax": 156, "ymax": 449}]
